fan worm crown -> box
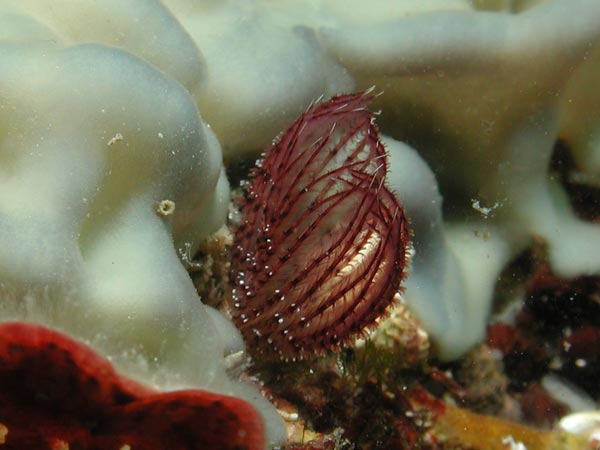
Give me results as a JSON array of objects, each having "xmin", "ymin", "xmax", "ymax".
[{"xmin": 230, "ymin": 91, "xmax": 410, "ymax": 359}]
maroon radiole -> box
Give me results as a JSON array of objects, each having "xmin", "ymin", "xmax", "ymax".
[{"xmin": 230, "ymin": 90, "xmax": 410, "ymax": 359}]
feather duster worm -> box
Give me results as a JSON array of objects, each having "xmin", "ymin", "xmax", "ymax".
[
  {"xmin": 0, "ymin": 322, "xmax": 265, "ymax": 450},
  {"xmin": 230, "ymin": 91, "xmax": 410, "ymax": 359}
]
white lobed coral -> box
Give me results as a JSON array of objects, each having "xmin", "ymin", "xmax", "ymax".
[
  {"xmin": 162, "ymin": 0, "xmax": 355, "ymax": 158},
  {"xmin": 2, "ymin": 2, "xmax": 600, "ymax": 446},
  {"xmin": 0, "ymin": 0, "xmax": 205, "ymax": 92},
  {"xmin": 385, "ymin": 137, "xmax": 515, "ymax": 359},
  {"xmin": 0, "ymin": 3, "xmax": 285, "ymax": 447},
  {"xmin": 0, "ymin": 40, "xmax": 224, "ymax": 375}
]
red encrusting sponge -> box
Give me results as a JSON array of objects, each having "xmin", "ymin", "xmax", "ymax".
[{"xmin": 0, "ymin": 322, "xmax": 265, "ymax": 450}]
